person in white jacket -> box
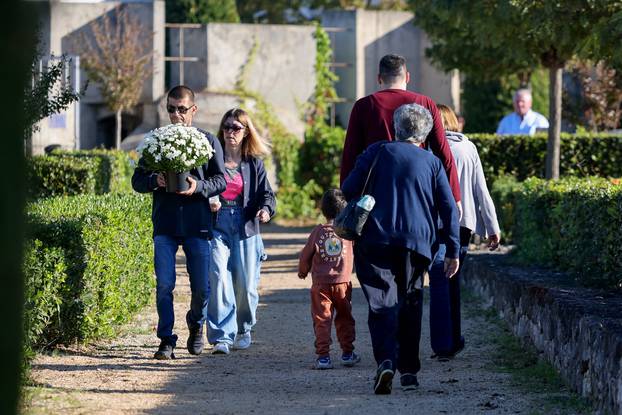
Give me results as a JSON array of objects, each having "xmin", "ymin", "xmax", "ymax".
[{"xmin": 428, "ymin": 104, "xmax": 501, "ymax": 361}]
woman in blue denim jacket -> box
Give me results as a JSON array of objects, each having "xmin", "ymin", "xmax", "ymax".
[{"xmin": 207, "ymin": 108, "xmax": 276, "ymax": 355}]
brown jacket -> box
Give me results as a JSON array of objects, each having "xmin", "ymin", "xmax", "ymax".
[{"xmin": 298, "ymin": 224, "xmax": 353, "ymax": 285}]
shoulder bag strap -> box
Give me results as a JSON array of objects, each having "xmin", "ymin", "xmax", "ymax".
[{"xmin": 360, "ymin": 144, "xmax": 385, "ymax": 196}]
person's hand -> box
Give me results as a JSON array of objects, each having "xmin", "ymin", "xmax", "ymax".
[
  {"xmin": 298, "ymin": 272, "xmax": 307, "ymax": 280},
  {"xmin": 256, "ymin": 208, "xmax": 270, "ymax": 223},
  {"xmin": 209, "ymin": 196, "xmax": 221, "ymax": 212},
  {"xmin": 156, "ymin": 173, "xmax": 166, "ymax": 188},
  {"xmin": 488, "ymin": 233, "xmax": 500, "ymax": 251},
  {"xmin": 177, "ymin": 176, "xmax": 197, "ymax": 196},
  {"xmin": 456, "ymin": 201, "xmax": 463, "ymax": 222},
  {"xmin": 444, "ymin": 257, "xmax": 459, "ymax": 278}
]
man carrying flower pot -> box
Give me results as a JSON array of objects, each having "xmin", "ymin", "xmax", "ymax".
[{"xmin": 132, "ymin": 85, "xmax": 226, "ymax": 360}]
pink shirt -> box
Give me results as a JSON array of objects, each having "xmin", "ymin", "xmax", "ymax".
[{"xmin": 221, "ymin": 168, "xmax": 243, "ymax": 202}]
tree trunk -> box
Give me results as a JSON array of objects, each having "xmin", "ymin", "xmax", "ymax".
[
  {"xmin": 115, "ymin": 109, "xmax": 122, "ymax": 150},
  {"xmin": 546, "ymin": 66, "xmax": 563, "ymax": 180},
  {"xmin": 2, "ymin": 3, "xmax": 36, "ymax": 415}
]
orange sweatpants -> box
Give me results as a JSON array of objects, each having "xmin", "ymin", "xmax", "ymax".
[{"xmin": 310, "ymin": 282, "xmax": 356, "ymax": 357}]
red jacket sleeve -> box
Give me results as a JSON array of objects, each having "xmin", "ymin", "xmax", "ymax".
[
  {"xmin": 427, "ymin": 103, "xmax": 462, "ymax": 202},
  {"xmin": 298, "ymin": 226, "xmax": 318, "ymax": 277},
  {"xmin": 340, "ymin": 100, "xmax": 366, "ymax": 186}
]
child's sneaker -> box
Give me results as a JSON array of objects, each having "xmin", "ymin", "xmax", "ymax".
[
  {"xmin": 341, "ymin": 352, "xmax": 361, "ymax": 367},
  {"xmin": 314, "ymin": 356, "xmax": 333, "ymax": 370}
]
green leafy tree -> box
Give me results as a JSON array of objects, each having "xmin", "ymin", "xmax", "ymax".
[
  {"xmin": 412, "ymin": 0, "xmax": 622, "ymax": 179},
  {"xmin": 24, "ymin": 53, "xmax": 83, "ymax": 141},
  {"xmin": 167, "ymin": 0, "xmax": 240, "ymax": 23}
]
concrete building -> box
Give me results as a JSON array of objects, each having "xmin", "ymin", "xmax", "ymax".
[
  {"xmin": 164, "ymin": 22, "xmax": 317, "ymax": 139},
  {"xmin": 29, "ymin": 0, "xmax": 165, "ymax": 154},
  {"xmin": 29, "ymin": 3, "xmax": 459, "ymax": 153},
  {"xmin": 322, "ymin": 9, "xmax": 461, "ymax": 127}
]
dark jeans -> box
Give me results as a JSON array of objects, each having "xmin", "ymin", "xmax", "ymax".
[
  {"xmin": 429, "ymin": 227, "xmax": 471, "ymax": 355},
  {"xmin": 354, "ymin": 241, "xmax": 429, "ymax": 374},
  {"xmin": 154, "ymin": 235, "xmax": 211, "ymax": 346}
]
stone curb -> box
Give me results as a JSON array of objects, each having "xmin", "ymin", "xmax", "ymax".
[{"xmin": 462, "ymin": 252, "xmax": 622, "ymax": 415}]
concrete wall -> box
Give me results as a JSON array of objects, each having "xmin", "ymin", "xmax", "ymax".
[
  {"xmin": 322, "ymin": 9, "xmax": 460, "ymax": 127},
  {"xmin": 168, "ymin": 23, "xmax": 316, "ymax": 139},
  {"xmin": 30, "ymin": 0, "xmax": 165, "ymax": 152}
]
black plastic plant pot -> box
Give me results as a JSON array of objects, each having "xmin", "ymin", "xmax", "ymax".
[{"xmin": 165, "ymin": 171, "xmax": 191, "ymax": 193}]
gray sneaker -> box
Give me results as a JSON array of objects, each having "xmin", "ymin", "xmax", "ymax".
[
  {"xmin": 233, "ymin": 332, "xmax": 251, "ymax": 350},
  {"xmin": 212, "ymin": 342, "xmax": 230, "ymax": 355},
  {"xmin": 341, "ymin": 352, "xmax": 361, "ymax": 367}
]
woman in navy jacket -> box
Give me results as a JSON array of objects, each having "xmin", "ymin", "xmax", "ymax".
[
  {"xmin": 207, "ymin": 108, "xmax": 276, "ymax": 355},
  {"xmin": 342, "ymin": 103, "xmax": 460, "ymax": 394}
]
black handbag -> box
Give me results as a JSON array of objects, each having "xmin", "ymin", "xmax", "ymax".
[{"xmin": 334, "ymin": 146, "xmax": 383, "ymax": 240}]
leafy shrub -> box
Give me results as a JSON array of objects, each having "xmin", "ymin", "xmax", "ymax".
[
  {"xmin": 470, "ymin": 133, "xmax": 622, "ymax": 184},
  {"xmin": 489, "ymin": 175, "xmax": 524, "ymax": 242},
  {"xmin": 299, "ymin": 124, "xmax": 345, "ymax": 192},
  {"xmin": 25, "ymin": 193, "xmax": 154, "ymax": 345},
  {"xmin": 22, "ymin": 240, "xmax": 67, "ymax": 365},
  {"xmin": 27, "ymin": 149, "xmax": 134, "ymax": 199},
  {"xmin": 492, "ymin": 176, "xmax": 622, "ymax": 289}
]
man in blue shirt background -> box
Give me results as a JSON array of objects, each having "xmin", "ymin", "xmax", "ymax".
[{"xmin": 496, "ymin": 88, "xmax": 549, "ymax": 135}]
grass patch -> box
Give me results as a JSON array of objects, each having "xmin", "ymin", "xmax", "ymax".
[{"xmin": 462, "ymin": 286, "xmax": 593, "ymax": 415}]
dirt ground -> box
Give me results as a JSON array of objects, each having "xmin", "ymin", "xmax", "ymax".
[{"xmin": 25, "ymin": 224, "xmax": 554, "ymax": 414}]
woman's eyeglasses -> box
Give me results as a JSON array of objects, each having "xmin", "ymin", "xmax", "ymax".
[
  {"xmin": 223, "ymin": 123, "xmax": 245, "ymax": 133},
  {"xmin": 167, "ymin": 105, "xmax": 194, "ymax": 114}
]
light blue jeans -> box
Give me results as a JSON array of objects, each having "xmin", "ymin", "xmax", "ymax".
[{"xmin": 207, "ymin": 207, "xmax": 264, "ymax": 345}]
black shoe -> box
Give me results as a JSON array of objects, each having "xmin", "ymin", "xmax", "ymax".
[
  {"xmin": 186, "ymin": 311, "xmax": 204, "ymax": 355},
  {"xmin": 154, "ymin": 341, "xmax": 175, "ymax": 360},
  {"xmin": 374, "ymin": 359, "xmax": 394, "ymax": 395},
  {"xmin": 400, "ymin": 373, "xmax": 419, "ymax": 391},
  {"xmin": 452, "ymin": 337, "xmax": 465, "ymax": 357}
]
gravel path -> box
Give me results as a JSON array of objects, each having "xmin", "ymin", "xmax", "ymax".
[{"xmin": 25, "ymin": 224, "xmax": 551, "ymax": 414}]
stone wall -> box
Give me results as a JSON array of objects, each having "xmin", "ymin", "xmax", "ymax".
[
  {"xmin": 462, "ymin": 252, "xmax": 622, "ymax": 415},
  {"xmin": 322, "ymin": 9, "xmax": 461, "ymax": 127},
  {"xmin": 168, "ymin": 23, "xmax": 316, "ymax": 140}
]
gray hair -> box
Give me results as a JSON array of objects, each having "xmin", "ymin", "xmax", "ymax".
[
  {"xmin": 393, "ymin": 103, "xmax": 433, "ymax": 144},
  {"xmin": 514, "ymin": 88, "xmax": 532, "ymax": 101}
]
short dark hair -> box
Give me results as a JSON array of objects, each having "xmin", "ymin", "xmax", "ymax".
[
  {"xmin": 167, "ymin": 85, "xmax": 195, "ymax": 102},
  {"xmin": 321, "ymin": 189, "xmax": 347, "ymax": 221},
  {"xmin": 379, "ymin": 54, "xmax": 406, "ymax": 83}
]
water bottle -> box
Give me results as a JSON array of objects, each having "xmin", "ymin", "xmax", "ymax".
[{"xmin": 356, "ymin": 195, "xmax": 375, "ymax": 211}]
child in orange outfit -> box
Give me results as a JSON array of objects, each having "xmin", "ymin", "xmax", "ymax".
[{"xmin": 298, "ymin": 189, "xmax": 360, "ymax": 370}]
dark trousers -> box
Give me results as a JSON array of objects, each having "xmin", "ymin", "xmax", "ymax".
[
  {"xmin": 354, "ymin": 241, "xmax": 429, "ymax": 374},
  {"xmin": 429, "ymin": 227, "xmax": 471, "ymax": 355}
]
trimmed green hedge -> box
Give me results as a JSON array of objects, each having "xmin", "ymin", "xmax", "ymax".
[
  {"xmin": 470, "ymin": 133, "xmax": 622, "ymax": 182},
  {"xmin": 27, "ymin": 149, "xmax": 134, "ymax": 199},
  {"xmin": 24, "ymin": 193, "xmax": 154, "ymax": 349},
  {"xmin": 492, "ymin": 176, "xmax": 622, "ymax": 289}
]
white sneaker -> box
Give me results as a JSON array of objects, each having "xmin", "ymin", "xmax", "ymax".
[
  {"xmin": 233, "ymin": 332, "xmax": 251, "ymax": 350},
  {"xmin": 212, "ymin": 342, "xmax": 230, "ymax": 355}
]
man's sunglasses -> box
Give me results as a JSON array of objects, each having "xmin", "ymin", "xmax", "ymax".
[
  {"xmin": 223, "ymin": 123, "xmax": 245, "ymax": 133},
  {"xmin": 167, "ymin": 105, "xmax": 194, "ymax": 114}
]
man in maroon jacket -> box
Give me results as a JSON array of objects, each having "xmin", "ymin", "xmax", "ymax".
[{"xmin": 340, "ymin": 54, "xmax": 462, "ymax": 214}]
